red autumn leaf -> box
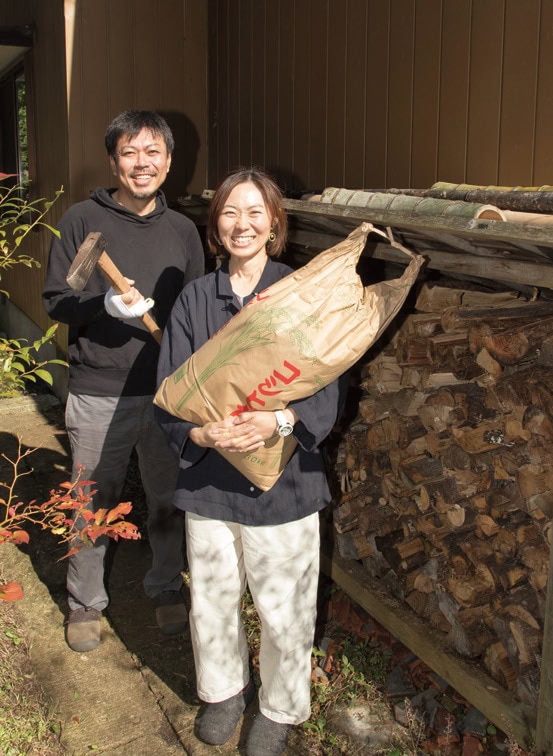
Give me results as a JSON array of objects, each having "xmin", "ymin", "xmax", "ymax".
[
  {"xmin": 105, "ymin": 501, "xmax": 132, "ymax": 523},
  {"xmin": 8, "ymin": 529, "xmax": 30, "ymax": 545},
  {"xmin": 0, "ymin": 581, "xmax": 24, "ymax": 602}
]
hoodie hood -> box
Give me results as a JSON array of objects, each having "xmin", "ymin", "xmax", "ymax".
[{"xmin": 90, "ymin": 187, "xmax": 168, "ymax": 225}]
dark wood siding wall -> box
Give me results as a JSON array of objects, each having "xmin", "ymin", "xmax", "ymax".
[
  {"xmin": 207, "ymin": 0, "xmax": 553, "ymax": 193},
  {"xmin": 0, "ymin": 0, "xmax": 208, "ymax": 338},
  {"xmin": 66, "ymin": 0, "xmax": 208, "ymax": 205}
]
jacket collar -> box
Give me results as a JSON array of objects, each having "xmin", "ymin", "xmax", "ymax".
[{"xmin": 215, "ymin": 257, "xmax": 280, "ymax": 305}]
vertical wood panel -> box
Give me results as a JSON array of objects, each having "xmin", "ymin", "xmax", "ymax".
[
  {"xmin": 411, "ymin": 0, "xmax": 441, "ymax": 189},
  {"xmin": 344, "ymin": 0, "xmax": 368, "ymax": 190},
  {"xmin": 466, "ymin": 0, "xmax": 504, "ymax": 184},
  {"xmin": 437, "ymin": 0, "xmax": 471, "ymax": 182},
  {"xmin": 533, "ymin": 0, "xmax": 553, "ymax": 184},
  {"xmin": 364, "ymin": 0, "xmax": 390, "ymax": 188},
  {"xmin": 308, "ymin": 0, "xmax": 328, "ymax": 190},
  {"xmin": 386, "ymin": 0, "xmax": 415, "ymax": 187},
  {"xmin": 106, "ymin": 0, "xmax": 135, "ymax": 117},
  {"xmin": 132, "ymin": 0, "xmax": 161, "ymax": 108},
  {"xmin": 238, "ymin": 0, "xmax": 253, "ymax": 168},
  {"xmin": 292, "ymin": 0, "xmax": 311, "ymax": 191},
  {"xmin": 79, "ymin": 0, "xmax": 110, "ymax": 196},
  {"xmin": 250, "ymin": 0, "xmax": 266, "ymax": 170},
  {"xmin": 217, "ymin": 1, "xmax": 230, "ymax": 177},
  {"xmin": 498, "ymin": 0, "xmax": 540, "ymax": 185},
  {"xmin": 326, "ymin": 0, "xmax": 347, "ymax": 185},
  {"xmin": 207, "ymin": 0, "xmax": 219, "ymax": 186},
  {"xmin": 264, "ymin": 0, "xmax": 280, "ymax": 178},
  {"xmin": 227, "ymin": 1, "xmax": 241, "ymax": 173},
  {"xmin": 277, "ymin": 0, "xmax": 295, "ymax": 189}
]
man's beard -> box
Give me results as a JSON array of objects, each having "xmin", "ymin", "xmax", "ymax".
[{"xmin": 130, "ymin": 190, "xmax": 157, "ymax": 200}]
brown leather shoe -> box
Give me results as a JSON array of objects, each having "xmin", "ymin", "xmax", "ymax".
[
  {"xmin": 66, "ymin": 607, "xmax": 102, "ymax": 652},
  {"xmin": 153, "ymin": 589, "xmax": 188, "ymax": 635}
]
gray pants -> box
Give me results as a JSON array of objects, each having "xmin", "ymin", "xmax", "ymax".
[{"xmin": 65, "ymin": 393, "xmax": 183, "ymax": 612}]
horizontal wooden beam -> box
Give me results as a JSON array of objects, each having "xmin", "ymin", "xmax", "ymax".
[
  {"xmin": 287, "ymin": 228, "xmax": 553, "ymax": 290},
  {"xmin": 283, "ymin": 198, "xmax": 553, "ymax": 249},
  {"xmin": 320, "ymin": 547, "xmax": 536, "ymax": 749}
]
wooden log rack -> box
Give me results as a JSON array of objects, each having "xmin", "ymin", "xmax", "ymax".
[
  {"xmin": 320, "ymin": 546, "xmax": 537, "ymax": 749},
  {"xmin": 179, "ymin": 189, "xmax": 553, "ymax": 753}
]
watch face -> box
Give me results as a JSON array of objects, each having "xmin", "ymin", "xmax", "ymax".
[{"xmin": 277, "ymin": 424, "xmax": 294, "ymax": 437}]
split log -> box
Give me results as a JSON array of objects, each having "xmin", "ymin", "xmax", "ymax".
[
  {"xmin": 426, "ymin": 182, "xmax": 553, "ymax": 214},
  {"xmin": 416, "ymin": 282, "xmax": 519, "ymax": 313},
  {"xmin": 483, "ymin": 642, "xmax": 518, "ymax": 690}
]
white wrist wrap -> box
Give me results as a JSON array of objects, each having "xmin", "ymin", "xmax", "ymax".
[{"xmin": 104, "ymin": 288, "xmax": 154, "ymax": 319}]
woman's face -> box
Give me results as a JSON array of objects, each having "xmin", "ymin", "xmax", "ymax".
[{"xmin": 217, "ymin": 181, "xmax": 273, "ymax": 262}]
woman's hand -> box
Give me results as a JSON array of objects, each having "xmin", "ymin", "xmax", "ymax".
[{"xmin": 189, "ymin": 409, "xmax": 296, "ymax": 454}]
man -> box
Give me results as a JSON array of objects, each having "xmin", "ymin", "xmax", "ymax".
[{"xmin": 42, "ymin": 110, "xmax": 205, "ymax": 652}]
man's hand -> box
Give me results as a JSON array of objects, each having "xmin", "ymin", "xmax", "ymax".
[{"xmin": 104, "ymin": 280, "xmax": 155, "ymax": 319}]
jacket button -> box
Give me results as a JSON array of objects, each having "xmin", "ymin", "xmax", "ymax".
[{"xmin": 249, "ymin": 486, "xmax": 255, "ymax": 492}]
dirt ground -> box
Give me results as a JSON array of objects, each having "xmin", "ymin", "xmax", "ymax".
[{"xmin": 2, "ymin": 393, "xmax": 399, "ymax": 755}]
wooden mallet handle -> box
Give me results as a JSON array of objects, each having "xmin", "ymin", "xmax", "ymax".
[{"xmin": 97, "ymin": 252, "xmax": 163, "ymax": 345}]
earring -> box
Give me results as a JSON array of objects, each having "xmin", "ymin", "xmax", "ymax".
[{"xmin": 268, "ymin": 229, "xmax": 276, "ymax": 243}]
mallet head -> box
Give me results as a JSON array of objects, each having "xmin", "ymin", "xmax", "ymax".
[{"xmin": 66, "ymin": 232, "xmax": 107, "ymax": 291}]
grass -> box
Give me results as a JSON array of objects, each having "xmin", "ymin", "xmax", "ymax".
[
  {"xmin": 0, "ymin": 600, "xmax": 63, "ymax": 755},
  {"xmin": 241, "ymin": 589, "xmax": 413, "ymax": 755}
]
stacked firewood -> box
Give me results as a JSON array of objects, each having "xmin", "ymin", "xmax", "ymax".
[{"xmin": 332, "ymin": 279, "xmax": 553, "ymax": 707}]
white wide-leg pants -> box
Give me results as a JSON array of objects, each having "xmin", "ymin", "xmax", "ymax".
[{"xmin": 186, "ymin": 511, "xmax": 320, "ymax": 725}]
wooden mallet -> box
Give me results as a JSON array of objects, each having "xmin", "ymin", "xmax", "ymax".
[{"xmin": 66, "ymin": 231, "xmax": 162, "ymax": 345}]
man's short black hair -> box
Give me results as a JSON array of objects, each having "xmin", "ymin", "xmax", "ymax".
[{"xmin": 105, "ymin": 110, "xmax": 175, "ymax": 156}]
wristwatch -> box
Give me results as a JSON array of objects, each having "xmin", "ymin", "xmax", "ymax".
[{"xmin": 275, "ymin": 410, "xmax": 294, "ymax": 437}]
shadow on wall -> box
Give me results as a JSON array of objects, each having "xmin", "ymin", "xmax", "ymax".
[{"xmin": 160, "ymin": 110, "xmax": 200, "ymax": 204}]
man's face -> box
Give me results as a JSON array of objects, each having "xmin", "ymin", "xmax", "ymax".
[{"xmin": 110, "ymin": 128, "xmax": 172, "ymax": 201}]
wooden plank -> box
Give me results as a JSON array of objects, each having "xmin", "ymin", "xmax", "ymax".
[
  {"xmin": 411, "ymin": 0, "xmax": 441, "ymax": 188},
  {"xmin": 533, "ymin": 0, "xmax": 553, "ymax": 185},
  {"xmin": 250, "ymin": 0, "xmax": 266, "ymax": 169},
  {"xmin": 286, "ymin": 227, "xmax": 553, "ymax": 290},
  {"xmin": 498, "ymin": 0, "xmax": 540, "ymax": 185},
  {"xmin": 79, "ymin": 0, "xmax": 111, "ymax": 197},
  {"xmin": 365, "ymin": 0, "xmax": 390, "ymax": 187},
  {"xmin": 180, "ymin": 0, "xmax": 208, "ymax": 195},
  {"xmin": 292, "ymin": 0, "xmax": 311, "ymax": 190},
  {"xmin": 344, "ymin": 0, "xmax": 368, "ymax": 189},
  {"xmin": 386, "ymin": 0, "xmax": 415, "ymax": 187},
  {"xmin": 207, "ymin": 0, "xmax": 220, "ymax": 187},
  {"xmin": 263, "ymin": 0, "xmax": 279, "ymax": 177},
  {"xmin": 535, "ymin": 529, "xmax": 553, "ymax": 753},
  {"xmin": 466, "ymin": 0, "xmax": 504, "ymax": 184},
  {"xmin": 238, "ymin": 0, "xmax": 253, "ymax": 168},
  {"xmin": 437, "ymin": 0, "xmax": 471, "ymax": 181},
  {"xmin": 227, "ymin": 0, "xmax": 240, "ymax": 171},
  {"xmin": 132, "ymin": 0, "xmax": 161, "ymax": 109},
  {"xmin": 277, "ymin": 0, "xmax": 295, "ymax": 188},
  {"xmin": 308, "ymin": 0, "xmax": 328, "ymax": 190},
  {"xmin": 326, "ymin": 0, "xmax": 347, "ymax": 185},
  {"xmin": 320, "ymin": 548, "xmax": 536, "ymax": 748}
]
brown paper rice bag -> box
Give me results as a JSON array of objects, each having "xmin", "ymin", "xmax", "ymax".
[{"xmin": 155, "ymin": 222, "xmax": 424, "ymax": 490}]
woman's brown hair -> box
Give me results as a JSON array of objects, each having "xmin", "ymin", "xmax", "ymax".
[{"xmin": 206, "ymin": 168, "xmax": 288, "ymax": 258}]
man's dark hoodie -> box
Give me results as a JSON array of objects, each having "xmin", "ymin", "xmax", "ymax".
[{"xmin": 43, "ymin": 188, "xmax": 205, "ymax": 397}]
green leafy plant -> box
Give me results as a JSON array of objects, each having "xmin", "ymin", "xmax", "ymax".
[
  {"xmin": 0, "ymin": 325, "xmax": 67, "ymax": 397},
  {"xmin": 0, "ymin": 175, "xmax": 66, "ymax": 396},
  {"xmin": 0, "ymin": 442, "xmax": 141, "ymax": 602}
]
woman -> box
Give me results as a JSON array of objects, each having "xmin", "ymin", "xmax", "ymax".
[{"xmin": 155, "ymin": 168, "xmax": 346, "ymax": 755}]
